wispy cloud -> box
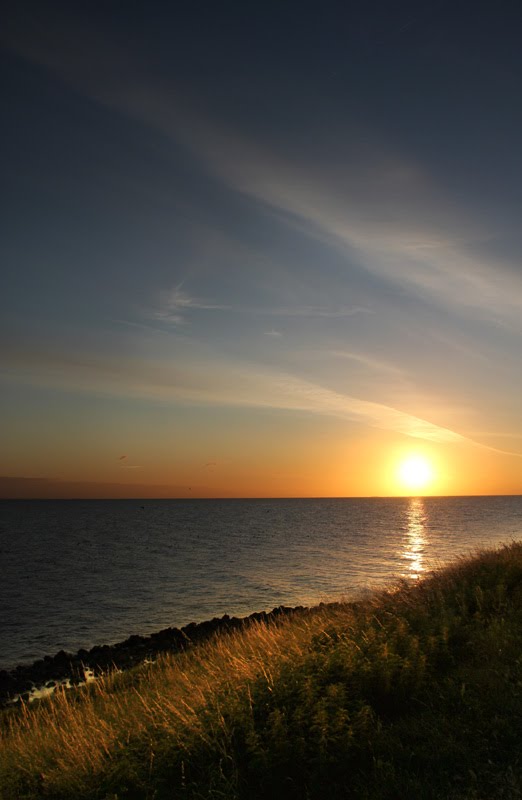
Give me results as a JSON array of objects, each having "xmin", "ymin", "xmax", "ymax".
[
  {"xmin": 254, "ymin": 373, "xmax": 466, "ymax": 444},
  {"xmin": 147, "ymin": 293, "xmax": 370, "ymax": 327},
  {"xmin": 253, "ymin": 305, "xmax": 371, "ymax": 319},
  {"xmin": 328, "ymin": 350, "xmax": 403, "ymax": 376},
  {"xmin": 0, "ymin": 343, "xmax": 473, "ymax": 446},
  {"xmin": 137, "ymin": 279, "xmax": 371, "ymax": 330},
  {"xmin": 202, "ymin": 148, "xmax": 522, "ymax": 330},
  {"xmin": 10, "ymin": 18, "xmax": 520, "ymax": 330},
  {"xmin": 150, "ymin": 286, "xmax": 229, "ymax": 325},
  {"xmin": 3, "ymin": 18, "xmax": 522, "ymax": 467}
]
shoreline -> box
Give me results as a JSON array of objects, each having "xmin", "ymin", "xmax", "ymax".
[
  {"xmin": 4, "ymin": 543, "xmax": 522, "ymax": 798},
  {"xmin": 0, "ymin": 603, "xmax": 323, "ymax": 705}
]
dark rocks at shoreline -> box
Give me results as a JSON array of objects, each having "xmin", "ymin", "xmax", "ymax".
[{"xmin": 0, "ymin": 605, "xmax": 310, "ymax": 706}]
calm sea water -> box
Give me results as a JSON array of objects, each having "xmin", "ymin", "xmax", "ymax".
[{"xmin": 1, "ymin": 496, "xmax": 521, "ymax": 670}]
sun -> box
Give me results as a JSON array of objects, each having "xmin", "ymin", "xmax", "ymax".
[{"xmin": 397, "ymin": 455, "xmax": 434, "ymax": 493}]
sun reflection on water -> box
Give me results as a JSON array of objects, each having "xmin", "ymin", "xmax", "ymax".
[{"xmin": 403, "ymin": 497, "xmax": 427, "ymax": 580}]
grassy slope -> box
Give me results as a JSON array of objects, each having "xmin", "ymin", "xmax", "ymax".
[{"xmin": 2, "ymin": 542, "xmax": 522, "ymax": 799}]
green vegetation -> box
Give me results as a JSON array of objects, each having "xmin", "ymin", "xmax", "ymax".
[{"xmin": 2, "ymin": 542, "xmax": 522, "ymax": 799}]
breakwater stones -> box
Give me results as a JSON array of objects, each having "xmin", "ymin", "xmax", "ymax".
[{"xmin": 0, "ymin": 605, "xmax": 306, "ymax": 705}]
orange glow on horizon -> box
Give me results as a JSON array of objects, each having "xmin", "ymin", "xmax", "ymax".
[{"xmin": 1, "ymin": 422, "xmax": 521, "ymax": 499}]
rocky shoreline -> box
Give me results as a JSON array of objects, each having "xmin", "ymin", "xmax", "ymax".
[{"xmin": 0, "ymin": 605, "xmax": 314, "ymax": 706}]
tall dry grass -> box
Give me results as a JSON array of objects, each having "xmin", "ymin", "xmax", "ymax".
[
  {"xmin": 2, "ymin": 542, "xmax": 522, "ymax": 799},
  {"xmin": 0, "ymin": 605, "xmax": 354, "ymax": 798}
]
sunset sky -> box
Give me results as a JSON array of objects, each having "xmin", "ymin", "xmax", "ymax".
[{"xmin": 2, "ymin": 1, "xmax": 521, "ymax": 498}]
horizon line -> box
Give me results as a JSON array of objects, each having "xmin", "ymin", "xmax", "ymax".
[{"xmin": 1, "ymin": 493, "xmax": 520, "ymax": 501}]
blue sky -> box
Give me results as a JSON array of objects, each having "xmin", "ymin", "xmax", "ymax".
[{"xmin": 1, "ymin": 1, "xmax": 521, "ymax": 496}]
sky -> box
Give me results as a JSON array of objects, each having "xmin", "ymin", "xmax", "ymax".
[{"xmin": 1, "ymin": 0, "xmax": 521, "ymax": 498}]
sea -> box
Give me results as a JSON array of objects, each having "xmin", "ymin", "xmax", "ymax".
[{"xmin": 1, "ymin": 496, "xmax": 521, "ymax": 671}]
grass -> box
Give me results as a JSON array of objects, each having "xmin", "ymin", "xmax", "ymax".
[{"xmin": 2, "ymin": 542, "xmax": 522, "ymax": 799}]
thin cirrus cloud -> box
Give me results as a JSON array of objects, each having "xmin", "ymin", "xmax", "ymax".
[
  {"xmin": 255, "ymin": 305, "xmax": 371, "ymax": 319},
  {"xmin": 3, "ymin": 15, "xmax": 521, "ymax": 466},
  {"xmin": 197, "ymin": 144, "xmax": 522, "ymax": 330},
  {"xmin": 328, "ymin": 350, "xmax": 404, "ymax": 377},
  {"xmin": 146, "ymin": 292, "xmax": 371, "ymax": 327},
  {"xmin": 6, "ymin": 19, "xmax": 521, "ymax": 333},
  {"xmin": 150, "ymin": 286, "xmax": 230, "ymax": 325},
  {"xmin": 87, "ymin": 74, "xmax": 521, "ymax": 330},
  {"xmin": 2, "ymin": 341, "xmax": 468, "ymax": 446},
  {"xmin": 9, "ymin": 15, "xmax": 522, "ymax": 343}
]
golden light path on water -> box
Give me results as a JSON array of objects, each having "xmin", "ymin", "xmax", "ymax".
[{"xmin": 403, "ymin": 497, "xmax": 427, "ymax": 580}]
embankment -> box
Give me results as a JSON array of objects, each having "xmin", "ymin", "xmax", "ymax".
[{"xmin": 2, "ymin": 541, "xmax": 522, "ymax": 799}]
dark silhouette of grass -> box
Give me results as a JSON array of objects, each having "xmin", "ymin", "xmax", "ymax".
[{"xmin": 2, "ymin": 542, "xmax": 522, "ymax": 799}]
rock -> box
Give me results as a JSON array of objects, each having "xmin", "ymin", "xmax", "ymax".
[{"xmin": 0, "ymin": 602, "xmax": 314, "ymax": 707}]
